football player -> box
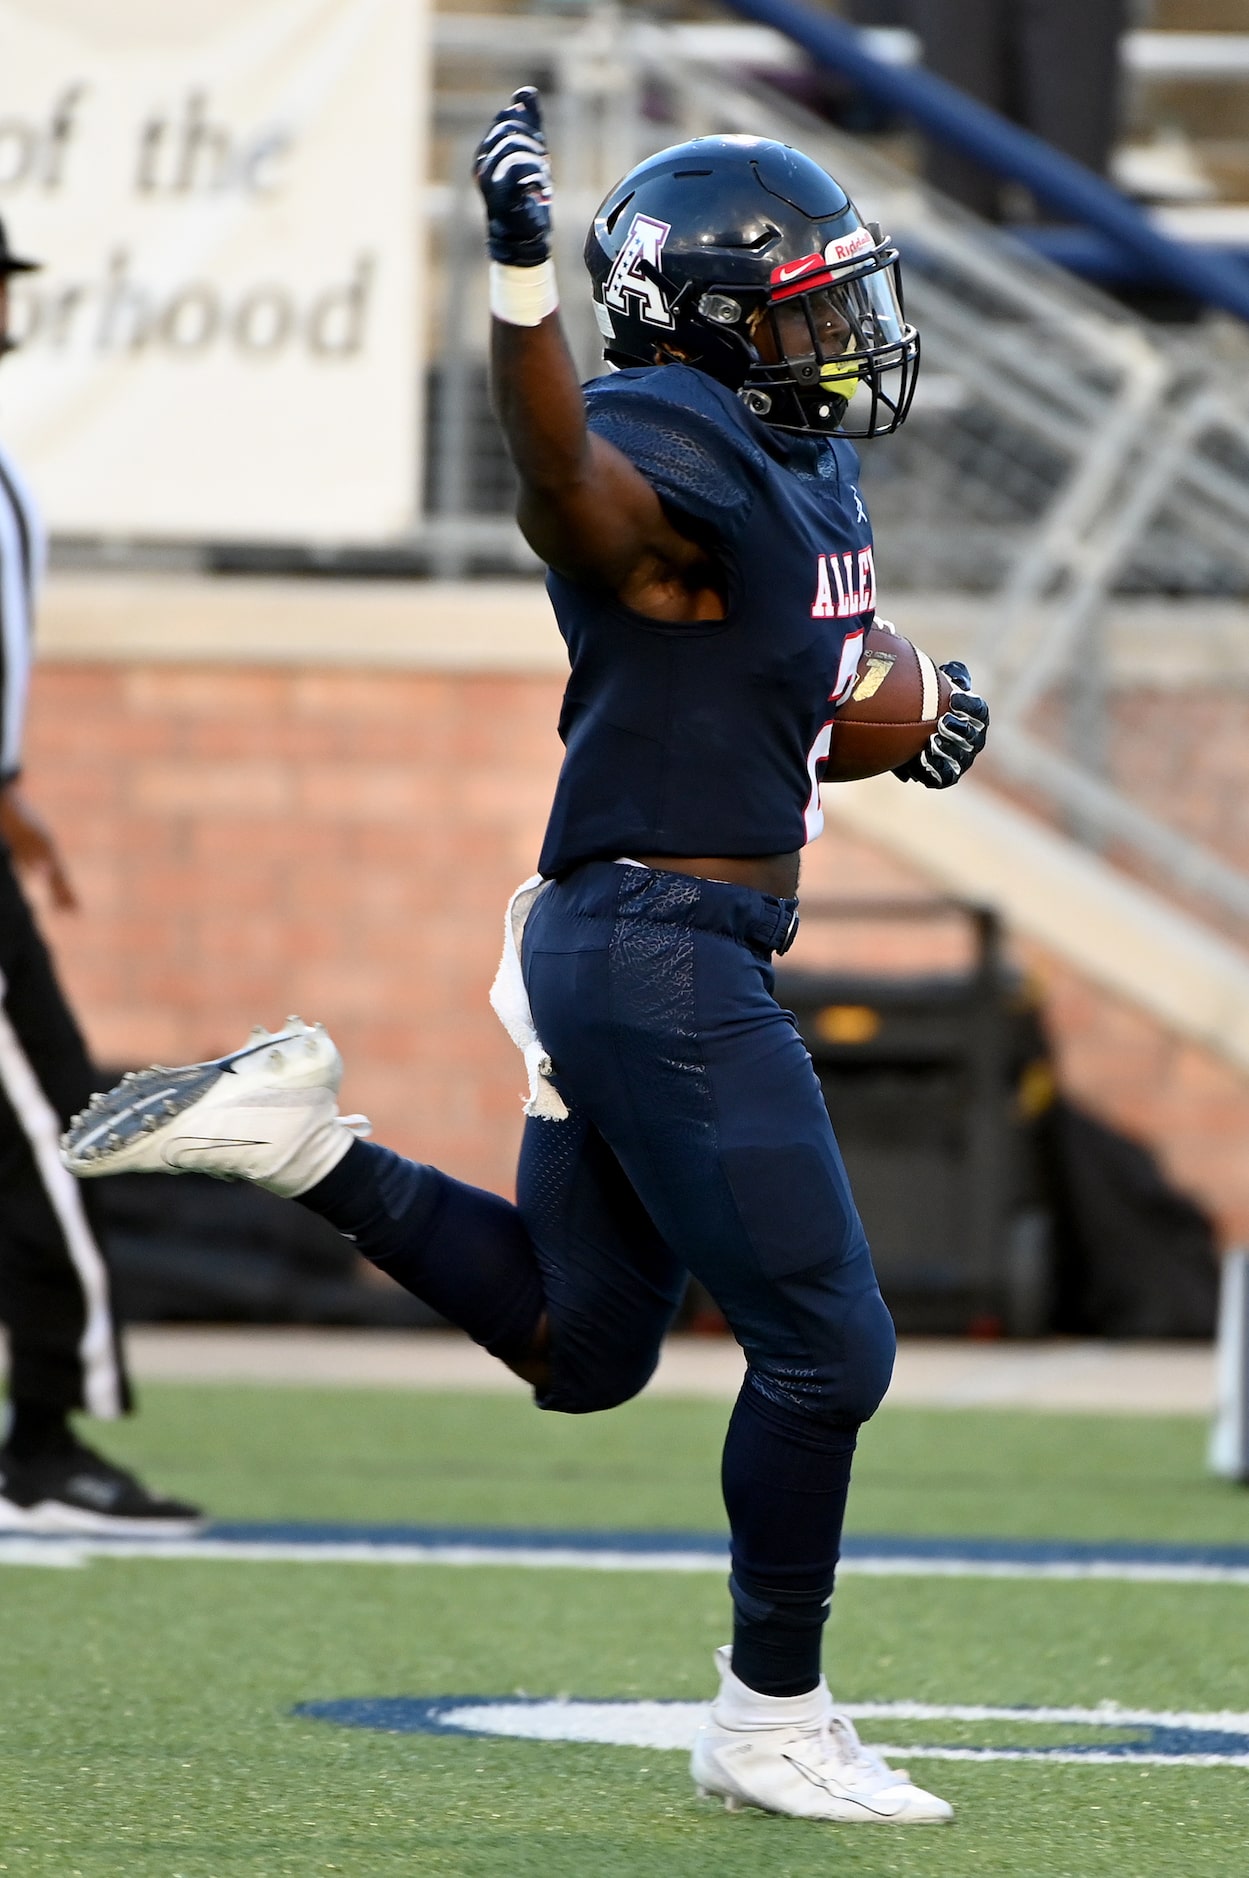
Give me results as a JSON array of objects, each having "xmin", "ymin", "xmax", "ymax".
[{"xmin": 63, "ymin": 93, "xmax": 987, "ymax": 1824}]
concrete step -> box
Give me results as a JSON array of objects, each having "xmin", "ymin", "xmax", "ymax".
[{"xmin": 821, "ymin": 770, "xmax": 1249, "ymax": 1081}]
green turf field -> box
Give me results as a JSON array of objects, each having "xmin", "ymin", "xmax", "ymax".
[{"xmin": 3, "ymin": 1383, "xmax": 1248, "ymax": 1877}]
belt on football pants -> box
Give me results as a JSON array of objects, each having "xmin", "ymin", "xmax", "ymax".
[{"xmin": 613, "ymin": 858, "xmax": 800, "ymax": 956}]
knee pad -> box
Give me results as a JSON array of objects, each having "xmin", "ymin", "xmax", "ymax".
[
  {"xmin": 836, "ymin": 1285, "xmax": 897, "ymax": 1424},
  {"xmin": 751, "ymin": 1283, "xmax": 896, "ymax": 1429}
]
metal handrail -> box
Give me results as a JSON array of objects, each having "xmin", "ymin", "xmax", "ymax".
[
  {"xmin": 719, "ymin": 0, "xmax": 1249, "ymax": 325},
  {"xmin": 985, "ymin": 731, "xmax": 1249, "ymax": 929}
]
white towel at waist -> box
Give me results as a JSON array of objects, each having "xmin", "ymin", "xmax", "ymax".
[{"xmin": 488, "ymin": 874, "xmax": 571, "ymax": 1121}]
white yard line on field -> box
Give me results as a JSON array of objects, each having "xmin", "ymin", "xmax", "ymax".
[{"xmin": 5, "ymin": 1534, "xmax": 1249, "ymax": 1584}]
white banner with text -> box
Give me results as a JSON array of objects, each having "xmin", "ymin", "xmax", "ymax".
[{"xmin": 0, "ymin": 0, "xmax": 426, "ymax": 541}]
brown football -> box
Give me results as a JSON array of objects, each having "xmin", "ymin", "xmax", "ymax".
[{"xmin": 823, "ymin": 622, "xmax": 953, "ymax": 784}]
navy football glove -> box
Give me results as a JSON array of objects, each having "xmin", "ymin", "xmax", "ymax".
[
  {"xmin": 473, "ymin": 87, "xmax": 553, "ymax": 267},
  {"xmin": 893, "ymin": 661, "xmax": 989, "ymax": 789}
]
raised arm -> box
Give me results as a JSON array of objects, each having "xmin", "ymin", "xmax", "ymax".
[{"xmin": 475, "ymin": 90, "xmax": 725, "ymax": 622}]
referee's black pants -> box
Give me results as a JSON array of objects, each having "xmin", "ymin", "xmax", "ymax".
[{"xmin": 0, "ymin": 848, "xmax": 129, "ymax": 1418}]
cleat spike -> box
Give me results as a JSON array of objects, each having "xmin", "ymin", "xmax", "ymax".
[
  {"xmin": 285, "ymin": 1014, "xmax": 304, "ymax": 1029},
  {"xmin": 724, "ymin": 1795, "xmax": 744, "ymax": 1813},
  {"xmin": 61, "ymin": 1022, "xmax": 347, "ymax": 1196}
]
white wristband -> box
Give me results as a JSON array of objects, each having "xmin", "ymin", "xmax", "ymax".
[{"xmin": 489, "ymin": 259, "xmax": 559, "ymax": 327}]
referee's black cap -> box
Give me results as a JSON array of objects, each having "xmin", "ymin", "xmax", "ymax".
[{"xmin": 0, "ymin": 219, "xmax": 41, "ymax": 277}]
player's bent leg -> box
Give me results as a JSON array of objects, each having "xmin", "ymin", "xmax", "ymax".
[
  {"xmin": 60, "ymin": 1020, "xmax": 367, "ymax": 1197},
  {"xmin": 515, "ymin": 1104, "xmax": 686, "ymax": 1416},
  {"xmin": 301, "ymin": 1093, "xmax": 682, "ymax": 1398},
  {"xmin": 297, "ymin": 1143, "xmax": 547, "ymax": 1374},
  {"xmin": 306, "ymin": 1096, "xmax": 683, "ymax": 1410}
]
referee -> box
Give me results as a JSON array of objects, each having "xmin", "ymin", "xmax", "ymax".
[{"xmin": 0, "ymin": 218, "xmax": 200, "ymax": 1533}]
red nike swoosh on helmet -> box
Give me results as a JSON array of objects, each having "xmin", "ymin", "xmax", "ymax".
[{"xmin": 771, "ymin": 254, "xmax": 825, "ymax": 285}]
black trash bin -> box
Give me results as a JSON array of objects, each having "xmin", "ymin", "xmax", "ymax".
[{"xmin": 776, "ymin": 898, "xmax": 1055, "ymax": 1336}]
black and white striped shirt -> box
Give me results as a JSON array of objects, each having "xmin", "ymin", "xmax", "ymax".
[{"xmin": 0, "ymin": 437, "xmax": 45, "ymax": 785}]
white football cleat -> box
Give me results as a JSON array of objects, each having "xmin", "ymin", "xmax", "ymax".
[
  {"xmin": 691, "ymin": 1647, "xmax": 953, "ymax": 1825},
  {"xmin": 60, "ymin": 1019, "xmax": 370, "ymax": 1198}
]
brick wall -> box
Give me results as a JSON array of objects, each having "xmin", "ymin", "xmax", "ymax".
[
  {"xmin": 27, "ymin": 662, "xmax": 563, "ymax": 1194},
  {"xmin": 24, "ymin": 657, "xmax": 1249, "ymax": 1247}
]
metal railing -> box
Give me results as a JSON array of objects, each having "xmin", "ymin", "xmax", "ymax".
[{"xmin": 720, "ymin": 0, "xmax": 1249, "ymax": 323}]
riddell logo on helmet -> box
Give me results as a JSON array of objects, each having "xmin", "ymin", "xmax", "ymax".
[
  {"xmin": 825, "ymin": 227, "xmax": 874, "ymax": 266},
  {"xmin": 604, "ymin": 214, "xmax": 675, "ymax": 329}
]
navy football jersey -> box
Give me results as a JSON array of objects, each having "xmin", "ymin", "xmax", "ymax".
[{"xmin": 537, "ymin": 363, "xmax": 876, "ymax": 878}]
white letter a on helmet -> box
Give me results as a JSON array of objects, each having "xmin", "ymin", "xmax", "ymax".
[{"xmin": 604, "ymin": 214, "xmax": 674, "ymax": 329}]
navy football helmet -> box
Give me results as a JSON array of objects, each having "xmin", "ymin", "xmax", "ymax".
[{"xmin": 584, "ymin": 135, "xmax": 919, "ymax": 438}]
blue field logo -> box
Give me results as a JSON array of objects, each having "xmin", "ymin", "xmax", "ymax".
[{"xmin": 294, "ymin": 1695, "xmax": 1249, "ymax": 1768}]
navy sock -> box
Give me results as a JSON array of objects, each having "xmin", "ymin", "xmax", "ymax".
[
  {"xmin": 721, "ymin": 1374, "xmax": 858, "ymax": 1697},
  {"xmin": 298, "ymin": 1140, "xmax": 545, "ymax": 1366}
]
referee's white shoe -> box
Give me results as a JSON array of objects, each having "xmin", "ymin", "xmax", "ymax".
[
  {"xmin": 691, "ymin": 1647, "xmax": 953, "ymax": 1825},
  {"xmin": 60, "ymin": 1020, "xmax": 370, "ymax": 1198}
]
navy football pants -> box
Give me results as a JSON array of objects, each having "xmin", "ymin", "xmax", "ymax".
[
  {"xmin": 304, "ymin": 860, "xmax": 896, "ymax": 1692},
  {"xmin": 519, "ymin": 862, "xmax": 894, "ymax": 1423}
]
